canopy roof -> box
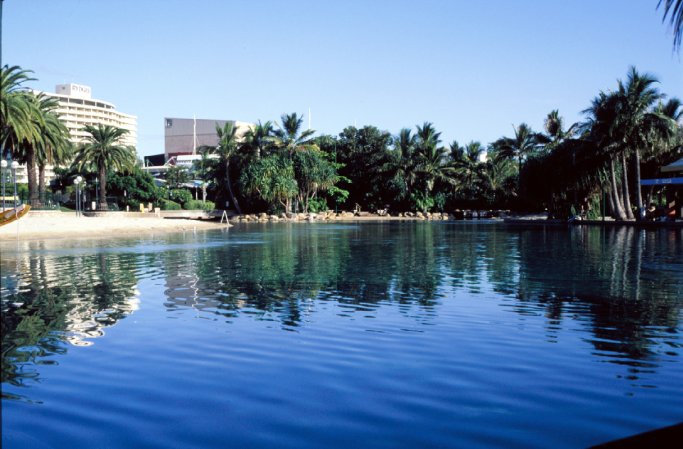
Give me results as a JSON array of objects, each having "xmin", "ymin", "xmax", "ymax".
[{"xmin": 662, "ymin": 157, "xmax": 683, "ymax": 173}]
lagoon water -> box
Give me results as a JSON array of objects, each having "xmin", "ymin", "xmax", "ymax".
[{"xmin": 1, "ymin": 222, "xmax": 682, "ymax": 449}]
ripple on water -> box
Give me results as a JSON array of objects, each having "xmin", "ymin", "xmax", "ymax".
[{"xmin": 2, "ymin": 224, "xmax": 683, "ymax": 449}]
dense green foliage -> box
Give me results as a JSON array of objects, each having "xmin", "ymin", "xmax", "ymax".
[
  {"xmin": 3, "ymin": 64, "xmax": 681, "ymax": 219},
  {"xmin": 107, "ymin": 165, "xmax": 165, "ymax": 210}
]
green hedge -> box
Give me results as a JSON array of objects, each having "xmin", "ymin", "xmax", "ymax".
[
  {"xmin": 184, "ymin": 200, "xmax": 215, "ymax": 211},
  {"xmin": 160, "ymin": 199, "xmax": 181, "ymax": 210}
]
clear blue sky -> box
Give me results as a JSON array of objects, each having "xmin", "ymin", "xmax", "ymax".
[{"xmin": 3, "ymin": 0, "xmax": 682, "ymax": 156}]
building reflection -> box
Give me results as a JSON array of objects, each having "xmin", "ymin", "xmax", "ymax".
[
  {"xmin": 1, "ymin": 241, "xmax": 140, "ymax": 390},
  {"xmin": 2, "ymin": 224, "xmax": 681, "ymax": 397}
]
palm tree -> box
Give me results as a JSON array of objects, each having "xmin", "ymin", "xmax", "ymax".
[
  {"xmin": 413, "ymin": 122, "xmax": 454, "ymax": 211},
  {"xmin": 0, "ymin": 65, "xmax": 36, "ymax": 157},
  {"xmin": 198, "ymin": 122, "xmax": 242, "ymax": 214},
  {"xmin": 72, "ymin": 124, "xmax": 136, "ymax": 210},
  {"xmin": 242, "ymin": 120, "xmax": 274, "ymax": 160},
  {"xmin": 453, "ymin": 141, "xmax": 485, "ymax": 202},
  {"xmin": 494, "ymin": 123, "xmax": 549, "ymax": 177},
  {"xmin": 659, "ymin": 0, "xmax": 683, "ymax": 50},
  {"xmin": 34, "ymin": 94, "xmax": 71, "ymax": 206},
  {"xmin": 544, "ymin": 110, "xmax": 577, "ymax": 150},
  {"xmin": 480, "ymin": 151, "xmax": 517, "ymax": 207},
  {"xmin": 582, "ymin": 91, "xmax": 629, "ymax": 220},
  {"xmin": 615, "ymin": 67, "xmax": 665, "ymax": 216},
  {"xmin": 393, "ymin": 128, "xmax": 418, "ymax": 202},
  {"xmin": 274, "ymin": 112, "xmax": 317, "ymax": 156}
]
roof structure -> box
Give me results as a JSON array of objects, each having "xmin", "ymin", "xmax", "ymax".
[{"xmin": 661, "ymin": 157, "xmax": 683, "ymax": 173}]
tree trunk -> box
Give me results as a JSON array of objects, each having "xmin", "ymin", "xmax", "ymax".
[
  {"xmin": 633, "ymin": 147, "xmax": 643, "ymax": 220},
  {"xmin": 38, "ymin": 163, "xmax": 46, "ymax": 207},
  {"xmin": 645, "ymin": 186, "xmax": 654, "ymax": 209},
  {"xmin": 225, "ymin": 161, "xmax": 242, "ymax": 215},
  {"xmin": 98, "ymin": 165, "xmax": 108, "ymax": 210},
  {"xmin": 609, "ymin": 157, "xmax": 627, "ymax": 220},
  {"xmin": 621, "ymin": 153, "xmax": 634, "ymax": 219},
  {"xmin": 26, "ymin": 147, "xmax": 40, "ymax": 208},
  {"xmin": 607, "ymin": 185, "xmax": 616, "ymax": 217}
]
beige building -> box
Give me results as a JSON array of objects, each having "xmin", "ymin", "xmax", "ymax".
[
  {"xmin": 12, "ymin": 84, "xmax": 138, "ymax": 184},
  {"xmin": 49, "ymin": 83, "xmax": 137, "ymax": 147},
  {"xmin": 164, "ymin": 117, "xmax": 252, "ymax": 160}
]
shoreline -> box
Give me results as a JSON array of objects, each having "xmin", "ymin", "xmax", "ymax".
[
  {"xmin": 0, "ymin": 212, "xmax": 231, "ymax": 242},
  {"xmin": 3, "ymin": 211, "xmax": 681, "ymax": 243}
]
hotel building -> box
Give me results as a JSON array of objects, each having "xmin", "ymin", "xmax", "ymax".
[
  {"xmin": 49, "ymin": 83, "xmax": 137, "ymax": 148},
  {"xmin": 12, "ymin": 84, "xmax": 137, "ymax": 184}
]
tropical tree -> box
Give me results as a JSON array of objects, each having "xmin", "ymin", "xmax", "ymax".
[
  {"xmin": 336, "ymin": 125, "xmax": 394, "ymax": 211},
  {"xmin": 659, "ymin": 0, "xmax": 683, "ymax": 50},
  {"xmin": 239, "ymin": 152, "xmax": 297, "ymax": 212},
  {"xmin": 274, "ymin": 113, "xmax": 317, "ymax": 155},
  {"xmin": 291, "ymin": 149, "xmax": 339, "ymax": 213},
  {"xmin": 34, "ymin": 94, "xmax": 71, "ymax": 205},
  {"xmin": 493, "ymin": 123, "xmax": 549, "ymax": 178},
  {"xmin": 452, "ymin": 141, "xmax": 485, "ymax": 203},
  {"xmin": 242, "ymin": 120, "xmax": 274, "ymax": 160},
  {"xmin": 582, "ymin": 91, "xmax": 630, "ymax": 220},
  {"xmin": 72, "ymin": 124, "xmax": 136, "ymax": 210},
  {"xmin": 392, "ymin": 128, "xmax": 418, "ymax": 206},
  {"xmin": 615, "ymin": 67, "xmax": 668, "ymax": 216},
  {"xmin": 412, "ymin": 122, "xmax": 455, "ymax": 212},
  {"xmin": 544, "ymin": 109, "xmax": 577, "ymax": 151},
  {"xmin": 0, "ymin": 65, "xmax": 36, "ymax": 157},
  {"xmin": 480, "ymin": 150, "xmax": 517, "ymax": 207},
  {"xmin": 198, "ymin": 122, "xmax": 243, "ymax": 214}
]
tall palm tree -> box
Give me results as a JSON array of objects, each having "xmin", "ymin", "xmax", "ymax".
[
  {"xmin": 198, "ymin": 122, "xmax": 242, "ymax": 214},
  {"xmin": 453, "ymin": 141, "xmax": 485, "ymax": 202},
  {"xmin": 616, "ymin": 67, "xmax": 665, "ymax": 216},
  {"xmin": 0, "ymin": 65, "xmax": 36, "ymax": 157},
  {"xmin": 393, "ymin": 128, "xmax": 418, "ymax": 201},
  {"xmin": 242, "ymin": 120, "xmax": 274, "ymax": 160},
  {"xmin": 72, "ymin": 124, "xmax": 135, "ymax": 210},
  {"xmin": 544, "ymin": 109, "xmax": 577, "ymax": 149},
  {"xmin": 582, "ymin": 91, "xmax": 629, "ymax": 220},
  {"xmin": 34, "ymin": 94, "xmax": 71, "ymax": 206},
  {"xmin": 494, "ymin": 123, "xmax": 549, "ymax": 174},
  {"xmin": 413, "ymin": 122, "xmax": 454, "ymax": 210},
  {"xmin": 14, "ymin": 92, "xmax": 50, "ymax": 207},
  {"xmin": 659, "ymin": 0, "xmax": 683, "ymax": 50},
  {"xmin": 274, "ymin": 113, "xmax": 317, "ymax": 156}
]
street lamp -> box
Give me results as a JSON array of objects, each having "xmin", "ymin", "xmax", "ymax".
[
  {"xmin": 11, "ymin": 160, "xmax": 19, "ymax": 207},
  {"xmin": 74, "ymin": 176, "xmax": 82, "ymax": 216},
  {"xmin": 1, "ymin": 159, "xmax": 7, "ymax": 211}
]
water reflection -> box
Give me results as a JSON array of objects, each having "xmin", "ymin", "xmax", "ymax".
[
  {"xmin": 1, "ymin": 223, "xmax": 682, "ymax": 398},
  {"xmin": 1, "ymin": 241, "xmax": 140, "ymax": 395}
]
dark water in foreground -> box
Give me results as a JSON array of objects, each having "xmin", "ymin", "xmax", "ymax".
[{"xmin": 1, "ymin": 222, "xmax": 682, "ymax": 449}]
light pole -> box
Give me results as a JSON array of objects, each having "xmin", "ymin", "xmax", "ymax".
[
  {"xmin": 74, "ymin": 176, "xmax": 82, "ymax": 216},
  {"xmin": 11, "ymin": 160, "xmax": 19, "ymax": 207},
  {"xmin": 1, "ymin": 159, "xmax": 6, "ymax": 211}
]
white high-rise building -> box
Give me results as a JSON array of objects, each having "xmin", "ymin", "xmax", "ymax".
[
  {"xmin": 11, "ymin": 84, "xmax": 138, "ymax": 185},
  {"xmin": 48, "ymin": 83, "xmax": 137, "ymax": 147}
]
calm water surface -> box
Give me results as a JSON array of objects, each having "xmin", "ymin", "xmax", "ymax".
[{"xmin": 1, "ymin": 222, "xmax": 682, "ymax": 448}]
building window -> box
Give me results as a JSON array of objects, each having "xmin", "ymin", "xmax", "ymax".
[{"xmin": 166, "ymin": 119, "xmax": 173, "ymax": 128}]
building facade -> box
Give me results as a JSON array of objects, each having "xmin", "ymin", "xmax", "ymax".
[
  {"xmin": 164, "ymin": 117, "xmax": 252, "ymax": 160},
  {"xmin": 48, "ymin": 83, "xmax": 137, "ymax": 148},
  {"xmin": 12, "ymin": 84, "xmax": 138, "ymax": 185}
]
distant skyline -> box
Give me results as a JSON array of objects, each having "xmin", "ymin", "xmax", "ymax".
[{"xmin": 3, "ymin": 0, "xmax": 682, "ymax": 157}]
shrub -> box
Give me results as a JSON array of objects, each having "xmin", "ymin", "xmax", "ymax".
[
  {"xmin": 160, "ymin": 199, "xmax": 181, "ymax": 210},
  {"xmin": 169, "ymin": 188, "xmax": 192, "ymax": 206},
  {"xmin": 184, "ymin": 200, "xmax": 215, "ymax": 211}
]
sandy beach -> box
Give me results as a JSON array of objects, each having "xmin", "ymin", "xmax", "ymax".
[{"xmin": 0, "ymin": 212, "xmax": 231, "ymax": 241}]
